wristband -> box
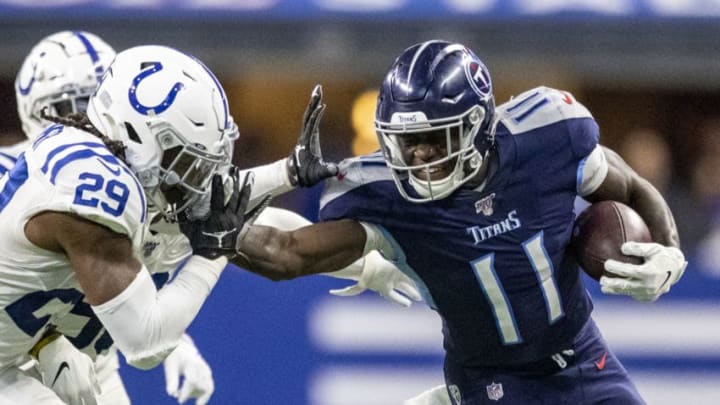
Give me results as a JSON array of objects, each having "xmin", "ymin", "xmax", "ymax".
[{"xmin": 29, "ymin": 330, "xmax": 62, "ymax": 359}]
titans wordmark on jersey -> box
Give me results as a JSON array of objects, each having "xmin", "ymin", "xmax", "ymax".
[
  {"xmin": 0, "ymin": 124, "xmax": 151, "ymax": 369},
  {"xmin": 320, "ymin": 87, "xmax": 608, "ymax": 367}
]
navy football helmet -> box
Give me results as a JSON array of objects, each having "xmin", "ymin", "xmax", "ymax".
[{"xmin": 375, "ymin": 40, "xmax": 495, "ymax": 202}]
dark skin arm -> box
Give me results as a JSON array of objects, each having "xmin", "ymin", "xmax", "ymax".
[
  {"xmin": 235, "ymin": 145, "xmax": 682, "ymax": 282},
  {"xmin": 25, "ymin": 211, "xmax": 142, "ymax": 306},
  {"xmin": 585, "ymin": 146, "xmax": 680, "ymax": 248},
  {"xmin": 233, "ymin": 219, "xmax": 366, "ymax": 281}
]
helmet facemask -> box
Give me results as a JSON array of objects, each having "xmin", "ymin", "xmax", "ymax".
[
  {"xmin": 376, "ymin": 105, "xmax": 487, "ymax": 203},
  {"xmin": 29, "ymin": 86, "xmax": 94, "ymax": 123},
  {"xmin": 133, "ymin": 120, "xmax": 231, "ymax": 222}
]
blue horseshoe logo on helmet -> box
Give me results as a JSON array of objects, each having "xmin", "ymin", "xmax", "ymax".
[{"xmin": 128, "ymin": 62, "xmax": 184, "ymax": 115}]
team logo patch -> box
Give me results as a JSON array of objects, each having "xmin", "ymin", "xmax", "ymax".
[
  {"xmin": 486, "ymin": 382, "xmax": 504, "ymax": 401},
  {"xmin": 448, "ymin": 384, "xmax": 462, "ymax": 404},
  {"xmin": 475, "ymin": 193, "xmax": 496, "ymax": 216},
  {"xmin": 465, "ymin": 57, "xmax": 492, "ymax": 98}
]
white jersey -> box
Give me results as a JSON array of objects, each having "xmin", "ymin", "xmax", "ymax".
[
  {"xmin": 0, "ymin": 124, "xmax": 148, "ymax": 370},
  {"xmin": 143, "ymin": 216, "xmax": 192, "ymax": 277},
  {"xmin": 0, "ymin": 139, "xmax": 30, "ymax": 175}
]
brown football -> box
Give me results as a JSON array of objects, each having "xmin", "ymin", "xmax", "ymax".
[{"xmin": 571, "ymin": 201, "xmax": 652, "ymax": 281}]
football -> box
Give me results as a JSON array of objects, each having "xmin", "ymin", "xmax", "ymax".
[{"xmin": 571, "ymin": 201, "xmax": 652, "ymax": 281}]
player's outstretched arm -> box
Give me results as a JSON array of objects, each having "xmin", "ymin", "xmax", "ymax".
[
  {"xmin": 234, "ymin": 219, "xmax": 367, "ymax": 281},
  {"xmin": 253, "ymin": 207, "xmax": 421, "ymax": 307},
  {"xmin": 25, "ymin": 212, "xmax": 227, "ymax": 370},
  {"xmin": 585, "ymin": 146, "xmax": 687, "ymax": 302},
  {"xmin": 183, "ymin": 174, "xmax": 364, "ymax": 280}
]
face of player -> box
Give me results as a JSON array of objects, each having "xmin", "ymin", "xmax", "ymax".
[
  {"xmin": 397, "ymin": 127, "xmax": 461, "ymax": 182},
  {"xmin": 157, "ymin": 145, "xmax": 219, "ymax": 215}
]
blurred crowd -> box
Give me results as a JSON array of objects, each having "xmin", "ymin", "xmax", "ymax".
[{"xmin": 619, "ymin": 123, "xmax": 720, "ymax": 278}]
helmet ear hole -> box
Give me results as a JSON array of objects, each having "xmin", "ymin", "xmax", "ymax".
[{"xmin": 468, "ymin": 106, "xmax": 486, "ymax": 125}]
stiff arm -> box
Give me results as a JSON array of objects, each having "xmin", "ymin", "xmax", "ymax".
[{"xmin": 251, "ymin": 207, "xmax": 420, "ymax": 306}]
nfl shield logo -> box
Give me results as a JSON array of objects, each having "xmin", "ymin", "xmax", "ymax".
[
  {"xmin": 486, "ymin": 382, "xmax": 504, "ymax": 401},
  {"xmin": 474, "ymin": 193, "xmax": 496, "ymax": 216}
]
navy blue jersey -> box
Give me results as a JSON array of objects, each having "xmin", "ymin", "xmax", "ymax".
[{"xmin": 320, "ymin": 87, "xmax": 606, "ymax": 368}]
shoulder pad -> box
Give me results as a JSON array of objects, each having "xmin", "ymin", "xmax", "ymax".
[
  {"xmin": 320, "ymin": 151, "xmax": 391, "ymax": 210},
  {"xmin": 26, "ymin": 125, "xmax": 147, "ymax": 237},
  {"xmin": 496, "ymin": 86, "xmax": 593, "ymax": 134}
]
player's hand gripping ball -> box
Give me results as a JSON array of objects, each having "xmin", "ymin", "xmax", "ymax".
[{"xmin": 571, "ymin": 201, "xmax": 652, "ymax": 281}]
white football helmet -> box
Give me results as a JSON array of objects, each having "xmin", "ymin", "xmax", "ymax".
[
  {"xmin": 15, "ymin": 31, "xmax": 116, "ymax": 140},
  {"xmin": 87, "ymin": 45, "xmax": 236, "ymax": 220}
]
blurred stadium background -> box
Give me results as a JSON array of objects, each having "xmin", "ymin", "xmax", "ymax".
[{"xmin": 1, "ymin": 1, "xmax": 719, "ymax": 404}]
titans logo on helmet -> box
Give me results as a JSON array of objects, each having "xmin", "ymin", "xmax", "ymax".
[{"xmin": 465, "ymin": 57, "xmax": 492, "ymax": 99}]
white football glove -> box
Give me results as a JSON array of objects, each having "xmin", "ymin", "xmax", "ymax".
[
  {"xmin": 163, "ymin": 334, "xmax": 214, "ymax": 405},
  {"xmin": 601, "ymin": 241, "xmax": 687, "ymax": 302},
  {"xmin": 330, "ymin": 250, "xmax": 422, "ymax": 307},
  {"xmin": 36, "ymin": 334, "xmax": 101, "ymax": 405}
]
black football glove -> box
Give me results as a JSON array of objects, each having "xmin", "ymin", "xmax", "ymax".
[
  {"xmin": 179, "ymin": 167, "xmax": 253, "ymax": 260},
  {"xmin": 287, "ymin": 84, "xmax": 339, "ymax": 187}
]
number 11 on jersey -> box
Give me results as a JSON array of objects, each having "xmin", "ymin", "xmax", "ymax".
[{"xmin": 471, "ymin": 231, "xmax": 564, "ymax": 345}]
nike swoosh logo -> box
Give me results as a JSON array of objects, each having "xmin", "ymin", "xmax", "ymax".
[
  {"xmin": 561, "ymin": 92, "xmax": 573, "ymax": 105},
  {"xmin": 595, "ymin": 352, "xmax": 608, "ymax": 370},
  {"xmin": 96, "ymin": 158, "xmax": 121, "ymax": 176},
  {"xmin": 660, "ymin": 271, "xmax": 673, "ymax": 288},
  {"xmin": 51, "ymin": 361, "xmax": 70, "ymax": 387}
]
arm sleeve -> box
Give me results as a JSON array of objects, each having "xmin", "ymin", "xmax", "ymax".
[
  {"xmin": 240, "ymin": 159, "xmax": 294, "ymax": 209},
  {"xmin": 91, "ymin": 256, "xmax": 226, "ymax": 370}
]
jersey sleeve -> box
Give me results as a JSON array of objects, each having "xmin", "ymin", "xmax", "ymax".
[
  {"xmin": 319, "ymin": 152, "xmax": 393, "ymax": 222},
  {"xmin": 0, "ymin": 152, "xmax": 17, "ymax": 176},
  {"xmin": 28, "ymin": 127, "xmax": 147, "ymax": 238},
  {"xmin": 498, "ymin": 86, "xmax": 600, "ymax": 159},
  {"xmin": 0, "ymin": 140, "xmax": 29, "ymax": 176}
]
